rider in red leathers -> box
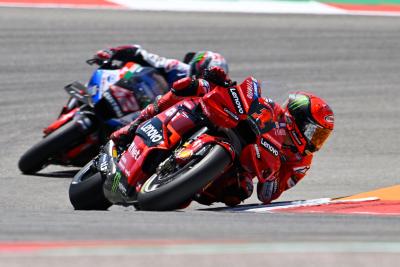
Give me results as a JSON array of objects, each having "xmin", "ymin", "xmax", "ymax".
[{"xmin": 111, "ymin": 67, "xmax": 334, "ymax": 207}]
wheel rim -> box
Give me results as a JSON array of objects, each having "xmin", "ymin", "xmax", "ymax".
[{"xmin": 141, "ymin": 157, "xmax": 200, "ymax": 193}]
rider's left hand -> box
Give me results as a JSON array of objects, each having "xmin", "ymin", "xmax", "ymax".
[{"xmin": 95, "ymin": 49, "xmax": 114, "ymax": 62}]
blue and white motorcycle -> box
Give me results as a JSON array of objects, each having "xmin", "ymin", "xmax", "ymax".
[{"xmin": 18, "ymin": 58, "xmax": 168, "ymax": 174}]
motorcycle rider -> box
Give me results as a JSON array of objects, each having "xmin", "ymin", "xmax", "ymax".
[
  {"xmin": 109, "ymin": 67, "xmax": 334, "ymax": 207},
  {"xmin": 94, "ymin": 45, "xmax": 229, "ymax": 117},
  {"xmin": 95, "ymin": 44, "xmax": 229, "ymax": 86}
]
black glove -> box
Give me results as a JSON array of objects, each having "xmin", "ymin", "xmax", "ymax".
[
  {"xmin": 110, "ymin": 117, "xmax": 143, "ymax": 149},
  {"xmin": 202, "ymin": 66, "xmax": 233, "ymax": 87},
  {"xmin": 92, "ymin": 45, "xmax": 140, "ymax": 65}
]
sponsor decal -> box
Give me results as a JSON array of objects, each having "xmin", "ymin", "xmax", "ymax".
[
  {"xmin": 254, "ymin": 144, "xmax": 261, "ymax": 159},
  {"xmin": 228, "ymin": 87, "xmax": 245, "ymax": 114},
  {"xmin": 246, "ymin": 78, "xmax": 260, "ymax": 100},
  {"xmin": 252, "ymin": 80, "xmax": 260, "ymax": 97},
  {"xmin": 103, "ymin": 90, "xmax": 124, "ymax": 117},
  {"xmin": 112, "ymin": 172, "xmax": 121, "ymax": 193},
  {"xmin": 260, "ymin": 138, "xmax": 279, "ymax": 157},
  {"xmin": 118, "ymin": 182, "xmax": 128, "ymax": 195},
  {"xmin": 325, "ymin": 115, "xmax": 334, "ymax": 123},
  {"xmin": 128, "ymin": 142, "xmax": 141, "ymax": 160},
  {"xmin": 136, "ymin": 118, "xmax": 164, "ymax": 146},
  {"xmin": 100, "ymin": 71, "xmax": 119, "ymax": 95},
  {"xmin": 141, "ymin": 122, "xmax": 162, "ymax": 143},
  {"xmin": 176, "ymin": 149, "xmax": 193, "ymax": 159},
  {"xmin": 246, "ymin": 80, "xmax": 254, "ymax": 100},
  {"xmin": 100, "ymin": 161, "xmax": 108, "ymax": 172},
  {"xmin": 293, "ymin": 166, "xmax": 310, "ymax": 175},
  {"xmin": 110, "ymin": 86, "xmax": 139, "ymax": 113},
  {"xmin": 291, "ymin": 130, "xmax": 303, "ymax": 145},
  {"xmin": 274, "ymin": 128, "xmax": 286, "ymax": 136},
  {"xmin": 223, "ymin": 108, "xmax": 239, "ymax": 121}
]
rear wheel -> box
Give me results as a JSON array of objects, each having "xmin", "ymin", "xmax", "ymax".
[
  {"xmin": 137, "ymin": 144, "xmax": 232, "ymax": 211},
  {"xmin": 69, "ymin": 161, "xmax": 112, "ymax": 210},
  {"xmin": 18, "ymin": 121, "xmax": 92, "ymax": 174}
]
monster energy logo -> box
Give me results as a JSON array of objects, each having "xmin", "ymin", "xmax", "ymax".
[
  {"xmin": 112, "ymin": 172, "xmax": 122, "ymax": 193},
  {"xmin": 288, "ymin": 94, "xmax": 309, "ymax": 111}
]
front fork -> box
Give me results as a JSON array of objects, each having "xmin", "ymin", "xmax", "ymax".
[{"xmin": 100, "ymin": 141, "xmax": 136, "ymax": 205}]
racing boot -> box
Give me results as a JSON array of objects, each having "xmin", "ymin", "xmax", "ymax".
[{"xmin": 195, "ymin": 172, "xmax": 254, "ymax": 207}]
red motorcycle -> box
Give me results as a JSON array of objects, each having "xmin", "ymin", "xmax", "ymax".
[{"xmin": 69, "ymin": 76, "xmax": 281, "ymax": 211}]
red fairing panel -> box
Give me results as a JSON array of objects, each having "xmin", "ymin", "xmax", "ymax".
[
  {"xmin": 181, "ymin": 134, "xmax": 236, "ymax": 162},
  {"xmin": 200, "ymin": 83, "xmax": 250, "ymax": 128},
  {"xmin": 43, "ymin": 107, "xmax": 79, "ymax": 135},
  {"xmin": 118, "ymin": 136, "xmax": 162, "ymax": 187},
  {"xmin": 109, "ymin": 85, "xmax": 140, "ymax": 113},
  {"xmin": 239, "ymin": 77, "xmax": 262, "ymax": 106},
  {"xmin": 117, "ymin": 99, "xmax": 201, "ymax": 187}
]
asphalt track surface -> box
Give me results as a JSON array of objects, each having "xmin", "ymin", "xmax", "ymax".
[{"xmin": 1, "ymin": 7, "xmax": 400, "ymax": 266}]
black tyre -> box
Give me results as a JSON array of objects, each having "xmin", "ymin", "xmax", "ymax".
[
  {"xmin": 137, "ymin": 145, "xmax": 232, "ymax": 211},
  {"xmin": 18, "ymin": 121, "xmax": 91, "ymax": 174},
  {"xmin": 69, "ymin": 161, "xmax": 112, "ymax": 210}
]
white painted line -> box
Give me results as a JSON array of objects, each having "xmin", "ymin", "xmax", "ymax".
[
  {"xmin": 331, "ymin": 197, "xmax": 380, "ymax": 203},
  {"xmin": 224, "ymin": 197, "xmax": 380, "ymax": 213},
  {"xmin": 109, "ymin": 0, "xmax": 347, "ymax": 15}
]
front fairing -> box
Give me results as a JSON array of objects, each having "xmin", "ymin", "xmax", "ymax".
[{"xmin": 87, "ymin": 68, "xmax": 121, "ymax": 103}]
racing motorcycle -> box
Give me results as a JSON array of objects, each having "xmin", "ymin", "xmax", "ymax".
[
  {"xmin": 18, "ymin": 59, "xmax": 168, "ymax": 174},
  {"xmin": 69, "ymin": 76, "xmax": 281, "ymax": 211}
]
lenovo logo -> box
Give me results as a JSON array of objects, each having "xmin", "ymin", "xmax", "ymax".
[
  {"xmin": 140, "ymin": 122, "xmax": 163, "ymax": 143},
  {"xmin": 260, "ymin": 138, "xmax": 279, "ymax": 157},
  {"xmin": 229, "ymin": 87, "xmax": 244, "ymax": 114}
]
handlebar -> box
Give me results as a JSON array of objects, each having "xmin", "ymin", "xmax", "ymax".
[{"xmin": 86, "ymin": 57, "xmax": 124, "ymax": 70}]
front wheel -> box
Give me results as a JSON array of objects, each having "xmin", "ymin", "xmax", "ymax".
[
  {"xmin": 137, "ymin": 144, "xmax": 232, "ymax": 211},
  {"xmin": 18, "ymin": 121, "xmax": 92, "ymax": 174},
  {"xmin": 69, "ymin": 161, "xmax": 112, "ymax": 210}
]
